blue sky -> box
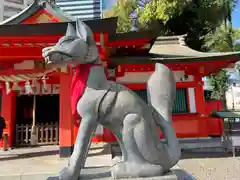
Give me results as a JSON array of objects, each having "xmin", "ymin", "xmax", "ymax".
[
  {"xmin": 102, "ymin": 0, "xmax": 116, "ymax": 10},
  {"xmin": 232, "ymin": 1, "xmax": 240, "ymax": 28}
]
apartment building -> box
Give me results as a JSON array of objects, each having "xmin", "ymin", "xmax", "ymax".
[
  {"xmin": 0, "ymin": 0, "xmax": 33, "ymax": 21},
  {"xmin": 55, "ymin": 0, "xmax": 102, "ymax": 20}
]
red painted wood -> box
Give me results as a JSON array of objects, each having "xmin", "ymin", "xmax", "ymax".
[
  {"xmin": 107, "ymin": 38, "xmax": 152, "ymax": 46},
  {"xmin": 59, "ymin": 73, "xmax": 74, "ymax": 148},
  {"xmin": 205, "ymin": 100, "xmax": 223, "ymax": 115},
  {"xmin": 0, "ymin": 32, "xmax": 104, "ymax": 63},
  {"xmin": 122, "ymin": 81, "xmax": 198, "ymax": 90},
  {"xmin": 21, "ymin": 9, "xmax": 60, "ymax": 24},
  {"xmin": 0, "ymin": 35, "xmax": 62, "ymax": 43},
  {"xmin": 123, "ymin": 84, "xmax": 146, "ymax": 90},
  {"xmin": 176, "ymin": 81, "xmax": 198, "ymax": 88},
  {"xmin": 0, "ymin": 69, "xmax": 47, "ymax": 75}
]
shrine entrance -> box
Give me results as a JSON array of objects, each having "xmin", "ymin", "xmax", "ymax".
[{"xmin": 15, "ymin": 94, "xmax": 60, "ymax": 147}]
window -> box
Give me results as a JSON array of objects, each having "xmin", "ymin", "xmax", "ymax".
[
  {"xmin": 133, "ymin": 88, "xmax": 189, "ymax": 113},
  {"xmin": 204, "ymin": 90, "xmax": 213, "ymax": 101},
  {"xmin": 4, "ymin": 6, "xmax": 22, "ymax": 15},
  {"xmin": 3, "ymin": 16, "xmax": 10, "ymax": 20},
  {"xmin": 5, "ymin": 0, "xmax": 24, "ymax": 4},
  {"xmin": 172, "ymin": 88, "xmax": 188, "ymax": 113}
]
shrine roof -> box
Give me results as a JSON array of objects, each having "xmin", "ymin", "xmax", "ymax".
[
  {"xmin": 110, "ymin": 34, "xmax": 240, "ymax": 64},
  {"xmin": 0, "ymin": 17, "xmax": 118, "ymax": 35},
  {"xmin": 0, "ymin": 0, "xmax": 74, "ymax": 25},
  {"xmin": 108, "ymin": 30, "xmax": 158, "ymax": 42}
]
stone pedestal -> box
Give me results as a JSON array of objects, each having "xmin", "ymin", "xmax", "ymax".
[
  {"xmin": 111, "ymin": 156, "xmax": 178, "ymax": 180},
  {"xmin": 47, "ymin": 166, "xmax": 195, "ymax": 180}
]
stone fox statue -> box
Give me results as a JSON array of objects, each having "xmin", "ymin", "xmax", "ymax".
[{"xmin": 42, "ymin": 20, "xmax": 181, "ymax": 180}]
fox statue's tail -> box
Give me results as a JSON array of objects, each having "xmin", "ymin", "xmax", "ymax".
[{"xmin": 147, "ymin": 63, "xmax": 181, "ymax": 167}]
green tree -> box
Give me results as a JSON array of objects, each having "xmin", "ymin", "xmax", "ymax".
[
  {"xmin": 203, "ymin": 0, "xmax": 238, "ymax": 103},
  {"xmin": 204, "ymin": 25, "xmax": 240, "ymax": 52},
  {"xmin": 106, "ymin": 0, "xmax": 237, "ymax": 51},
  {"xmin": 208, "ymin": 70, "xmax": 230, "ymax": 100},
  {"xmin": 136, "ymin": 0, "xmax": 188, "ymax": 29},
  {"xmin": 104, "ymin": 0, "xmax": 137, "ymax": 32}
]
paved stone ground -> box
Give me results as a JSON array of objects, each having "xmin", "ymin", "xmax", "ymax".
[
  {"xmin": 0, "ymin": 143, "xmax": 112, "ymax": 180},
  {"xmin": 178, "ymin": 158, "xmax": 240, "ymax": 180},
  {"xmin": 178, "ymin": 151, "xmax": 240, "ymax": 180},
  {"xmin": 0, "ymin": 144, "xmax": 240, "ymax": 180}
]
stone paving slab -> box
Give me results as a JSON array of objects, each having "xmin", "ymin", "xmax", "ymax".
[
  {"xmin": 0, "ymin": 167, "xmax": 194, "ymax": 180},
  {"xmin": 1, "ymin": 143, "xmax": 240, "ymax": 180},
  {"xmin": 46, "ymin": 167, "xmax": 194, "ymax": 180},
  {"xmin": 0, "ymin": 143, "xmax": 112, "ymax": 180},
  {"xmin": 0, "ymin": 143, "xmax": 195, "ymax": 180}
]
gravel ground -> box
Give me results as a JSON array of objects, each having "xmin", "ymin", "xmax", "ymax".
[{"xmin": 177, "ymin": 151, "xmax": 240, "ymax": 180}]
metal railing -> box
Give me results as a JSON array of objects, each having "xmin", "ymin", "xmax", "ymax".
[{"xmin": 223, "ymin": 118, "xmax": 240, "ymax": 156}]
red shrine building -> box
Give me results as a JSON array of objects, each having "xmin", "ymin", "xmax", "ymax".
[{"xmin": 0, "ymin": 0, "xmax": 239, "ymax": 157}]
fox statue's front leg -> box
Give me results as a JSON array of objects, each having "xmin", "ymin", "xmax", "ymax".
[{"xmin": 59, "ymin": 114, "xmax": 98, "ymax": 180}]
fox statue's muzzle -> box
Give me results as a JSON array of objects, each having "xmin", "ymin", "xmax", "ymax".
[{"xmin": 42, "ymin": 47, "xmax": 75, "ymax": 68}]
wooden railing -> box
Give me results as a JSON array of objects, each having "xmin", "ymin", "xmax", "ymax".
[{"xmin": 15, "ymin": 122, "xmax": 59, "ymax": 146}]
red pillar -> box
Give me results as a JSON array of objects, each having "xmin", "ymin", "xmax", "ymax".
[
  {"xmin": 194, "ymin": 74, "xmax": 208, "ymax": 137},
  {"xmin": 0, "ymin": 89, "xmax": 16, "ymax": 148},
  {"xmin": 59, "ymin": 73, "xmax": 74, "ymax": 157}
]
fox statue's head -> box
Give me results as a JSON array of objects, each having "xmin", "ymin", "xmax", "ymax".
[{"xmin": 42, "ymin": 19, "xmax": 99, "ymax": 67}]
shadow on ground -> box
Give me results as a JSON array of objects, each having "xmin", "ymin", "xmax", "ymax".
[
  {"xmin": 0, "ymin": 149, "xmax": 59, "ymax": 161},
  {"xmin": 181, "ymin": 150, "xmax": 240, "ymax": 159},
  {"xmin": 0, "ymin": 144, "xmax": 109, "ymax": 161},
  {"xmin": 47, "ymin": 171, "xmax": 111, "ymax": 180}
]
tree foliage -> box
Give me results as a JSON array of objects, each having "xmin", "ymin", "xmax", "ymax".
[
  {"xmin": 104, "ymin": 0, "xmax": 137, "ymax": 32},
  {"xmin": 135, "ymin": 0, "xmax": 188, "ymax": 29},
  {"xmin": 106, "ymin": 0, "xmax": 237, "ymax": 51},
  {"xmin": 204, "ymin": 25, "xmax": 240, "ymax": 52},
  {"xmin": 203, "ymin": 0, "xmax": 239, "ymax": 101},
  {"xmin": 208, "ymin": 70, "xmax": 230, "ymax": 100}
]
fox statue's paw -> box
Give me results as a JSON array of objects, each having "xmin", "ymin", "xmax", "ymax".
[{"xmin": 59, "ymin": 167, "xmax": 79, "ymax": 180}]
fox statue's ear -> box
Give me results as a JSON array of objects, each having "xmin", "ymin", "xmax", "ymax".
[
  {"xmin": 66, "ymin": 23, "xmax": 76, "ymax": 37},
  {"xmin": 76, "ymin": 19, "xmax": 92, "ymax": 43}
]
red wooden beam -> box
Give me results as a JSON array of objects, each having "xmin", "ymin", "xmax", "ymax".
[
  {"xmin": 0, "ymin": 56, "xmax": 43, "ymax": 62},
  {"xmin": 0, "ymin": 35, "xmax": 62, "ymax": 43},
  {"xmin": 0, "ymin": 47, "xmax": 43, "ymax": 58},
  {"xmin": 107, "ymin": 38, "xmax": 152, "ymax": 47},
  {"xmin": 176, "ymin": 81, "xmax": 198, "ymax": 88},
  {"xmin": 122, "ymin": 81, "xmax": 198, "ymax": 90},
  {"xmin": 0, "ymin": 69, "xmax": 48, "ymax": 75},
  {"xmin": 123, "ymin": 83, "xmax": 146, "ymax": 90},
  {"xmin": 119, "ymin": 64, "xmax": 155, "ymax": 72},
  {"xmin": 0, "ymin": 68, "xmax": 68, "ymax": 76},
  {"xmin": 0, "ymin": 32, "xmax": 103, "ymax": 44}
]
